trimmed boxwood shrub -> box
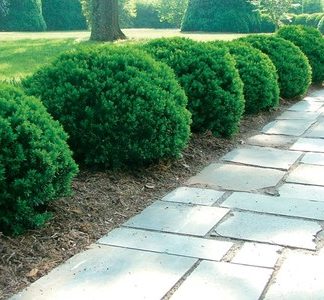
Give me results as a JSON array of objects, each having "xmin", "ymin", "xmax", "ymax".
[
  {"xmin": 0, "ymin": 84, "xmax": 78, "ymax": 235},
  {"xmin": 23, "ymin": 46, "xmax": 191, "ymax": 169},
  {"xmin": 277, "ymin": 25, "xmax": 324, "ymax": 84},
  {"xmin": 239, "ymin": 35, "xmax": 312, "ymax": 99},
  {"xmin": 142, "ymin": 37, "xmax": 244, "ymax": 137},
  {"xmin": 209, "ymin": 41, "xmax": 279, "ymax": 114},
  {"xmin": 181, "ymin": 0, "xmax": 261, "ymax": 33}
]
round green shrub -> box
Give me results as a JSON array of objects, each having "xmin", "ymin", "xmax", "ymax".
[
  {"xmin": 240, "ymin": 35, "xmax": 312, "ymax": 99},
  {"xmin": 142, "ymin": 37, "xmax": 244, "ymax": 137},
  {"xmin": 209, "ymin": 41, "xmax": 279, "ymax": 114},
  {"xmin": 277, "ymin": 25, "xmax": 324, "ymax": 84},
  {"xmin": 23, "ymin": 46, "xmax": 191, "ymax": 168},
  {"xmin": 0, "ymin": 84, "xmax": 78, "ymax": 235}
]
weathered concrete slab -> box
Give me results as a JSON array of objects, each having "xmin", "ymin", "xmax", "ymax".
[
  {"xmin": 187, "ymin": 163, "xmax": 285, "ymax": 192},
  {"xmin": 309, "ymin": 89, "xmax": 324, "ymax": 98},
  {"xmin": 304, "ymin": 96, "xmax": 324, "ymax": 103},
  {"xmin": 290, "ymin": 138, "xmax": 324, "ymax": 152},
  {"xmin": 276, "ymin": 110, "xmax": 320, "ymax": 120},
  {"xmin": 246, "ymin": 134, "xmax": 296, "ymax": 148},
  {"xmin": 286, "ymin": 164, "xmax": 324, "ymax": 186},
  {"xmin": 221, "ymin": 192, "xmax": 324, "ymax": 220},
  {"xmin": 98, "ymin": 227, "xmax": 233, "ymax": 261},
  {"xmin": 221, "ymin": 146, "xmax": 301, "ymax": 170},
  {"xmin": 301, "ymin": 152, "xmax": 324, "ymax": 166},
  {"xmin": 124, "ymin": 201, "xmax": 229, "ymax": 236},
  {"xmin": 171, "ymin": 261, "xmax": 272, "ymax": 300},
  {"xmin": 265, "ymin": 250, "xmax": 324, "ymax": 300},
  {"xmin": 279, "ymin": 183, "xmax": 324, "ymax": 202},
  {"xmin": 11, "ymin": 245, "xmax": 196, "ymax": 300},
  {"xmin": 288, "ymin": 101, "xmax": 323, "ymax": 112},
  {"xmin": 214, "ymin": 211, "xmax": 320, "ymax": 250},
  {"xmin": 262, "ymin": 119, "xmax": 315, "ymax": 136},
  {"xmin": 305, "ymin": 120, "xmax": 324, "ymax": 138},
  {"xmin": 161, "ymin": 187, "xmax": 224, "ymax": 206},
  {"xmin": 232, "ymin": 242, "xmax": 282, "ymax": 268}
]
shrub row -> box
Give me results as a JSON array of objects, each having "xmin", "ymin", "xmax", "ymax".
[
  {"xmin": 3, "ymin": 25, "xmax": 322, "ymax": 235},
  {"xmin": 285, "ymin": 13, "xmax": 324, "ymax": 33}
]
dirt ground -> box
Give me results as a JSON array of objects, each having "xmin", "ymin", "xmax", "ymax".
[{"xmin": 0, "ymin": 99, "xmax": 296, "ymax": 299}]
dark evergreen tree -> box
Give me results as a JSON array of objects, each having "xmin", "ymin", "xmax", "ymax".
[
  {"xmin": 1, "ymin": 0, "xmax": 46, "ymax": 31},
  {"xmin": 181, "ymin": 0, "xmax": 261, "ymax": 33},
  {"xmin": 42, "ymin": 0, "xmax": 87, "ymax": 30}
]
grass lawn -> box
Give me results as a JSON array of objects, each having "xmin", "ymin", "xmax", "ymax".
[{"xmin": 0, "ymin": 29, "xmax": 246, "ymax": 81}]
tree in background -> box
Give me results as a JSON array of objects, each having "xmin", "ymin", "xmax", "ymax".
[
  {"xmin": 182, "ymin": 0, "xmax": 260, "ymax": 33},
  {"xmin": 42, "ymin": 0, "xmax": 87, "ymax": 30},
  {"xmin": 290, "ymin": 0, "xmax": 323, "ymax": 14},
  {"xmin": 0, "ymin": 0, "xmax": 8, "ymax": 17},
  {"xmin": 253, "ymin": 0, "xmax": 293, "ymax": 28},
  {"xmin": 157, "ymin": 0, "xmax": 188, "ymax": 28},
  {"xmin": 90, "ymin": 0, "xmax": 126, "ymax": 41},
  {"xmin": 1, "ymin": 0, "xmax": 46, "ymax": 31}
]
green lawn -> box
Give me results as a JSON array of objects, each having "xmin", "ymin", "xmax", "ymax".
[{"xmin": 0, "ymin": 30, "xmax": 246, "ymax": 81}]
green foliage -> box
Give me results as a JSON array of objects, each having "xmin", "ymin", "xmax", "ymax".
[
  {"xmin": 288, "ymin": 13, "xmax": 324, "ymax": 27},
  {"xmin": 319, "ymin": 15, "xmax": 324, "ymax": 33},
  {"xmin": 1, "ymin": 0, "xmax": 46, "ymax": 31},
  {"xmin": 182, "ymin": 0, "xmax": 261, "ymax": 33},
  {"xmin": 0, "ymin": 84, "xmax": 78, "ymax": 235},
  {"xmin": 277, "ymin": 25, "xmax": 324, "ymax": 83},
  {"xmin": 42, "ymin": 0, "xmax": 87, "ymax": 30},
  {"xmin": 23, "ymin": 46, "xmax": 191, "ymax": 168},
  {"xmin": 240, "ymin": 34, "xmax": 312, "ymax": 98},
  {"xmin": 260, "ymin": 14, "xmax": 276, "ymax": 32},
  {"xmin": 290, "ymin": 0, "xmax": 323, "ymax": 14},
  {"xmin": 157, "ymin": 0, "xmax": 188, "ymax": 27},
  {"xmin": 210, "ymin": 41, "xmax": 279, "ymax": 114},
  {"xmin": 143, "ymin": 37, "xmax": 244, "ymax": 137}
]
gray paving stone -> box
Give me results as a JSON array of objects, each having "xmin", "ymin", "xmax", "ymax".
[
  {"xmin": 301, "ymin": 152, "xmax": 324, "ymax": 166},
  {"xmin": 246, "ymin": 134, "xmax": 296, "ymax": 148},
  {"xmin": 221, "ymin": 146, "xmax": 301, "ymax": 170},
  {"xmin": 288, "ymin": 100, "xmax": 323, "ymax": 112},
  {"xmin": 264, "ymin": 250, "xmax": 324, "ymax": 300},
  {"xmin": 232, "ymin": 242, "xmax": 282, "ymax": 268},
  {"xmin": 161, "ymin": 187, "xmax": 224, "ymax": 206},
  {"xmin": 304, "ymin": 96, "xmax": 324, "ymax": 103},
  {"xmin": 187, "ymin": 163, "xmax": 285, "ymax": 192},
  {"xmin": 221, "ymin": 192, "xmax": 324, "ymax": 220},
  {"xmin": 287, "ymin": 164, "xmax": 324, "ymax": 186},
  {"xmin": 279, "ymin": 183, "xmax": 324, "ymax": 202},
  {"xmin": 213, "ymin": 211, "xmax": 320, "ymax": 250},
  {"xmin": 262, "ymin": 119, "xmax": 315, "ymax": 136},
  {"xmin": 98, "ymin": 227, "xmax": 233, "ymax": 261},
  {"xmin": 305, "ymin": 120, "xmax": 324, "ymax": 138},
  {"xmin": 124, "ymin": 201, "xmax": 229, "ymax": 236},
  {"xmin": 170, "ymin": 261, "xmax": 273, "ymax": 300},
  {"xmin": 309, "ymin": 89, "xmax": 324, "ymax": 98},
  {"xmin": 290, "ymin": 137, "xmax": 324, "ymax": 152},
  {"xmin": 11, "ymin": 245, "xmax": 196, "ymax": 300},
  {"xmin": 276, "ymin": 110, "xmax": 321, "ymax": 120}
]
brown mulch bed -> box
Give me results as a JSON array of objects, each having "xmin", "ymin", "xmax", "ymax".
[{"xmin": 0, "ymin": 100, "xmax": 294, "ymax": 299}]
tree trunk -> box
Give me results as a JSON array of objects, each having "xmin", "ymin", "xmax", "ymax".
[{"xmin": 90, "ymin": 0, "xmax": 126, "ymax": 41}]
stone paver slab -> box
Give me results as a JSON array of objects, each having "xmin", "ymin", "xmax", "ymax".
[
  {"xmin": 279, "ymin": 183, "xmax": 324, "ymax": 202},
  {"xmin": 232, "ymin": 242, "xmax": 282, "ymax": 268},
  {"xmin": 98, "ymin": 227, "xmax": 233, "ymax": 261},
  {"xmin": 288, "ymin": 100, "xmax": 323, "ymax": 112},
  {"xmin": 276, "ymin": 110, "xmax": 320, "ymax": 120},
  {"xmin": 309, "ymin": 90, "xmax": 324, "ymax": 98},
  {"xmin": 301, "ymin": 152, "xmax": 324, "ymax": 166},
  {"xmin": 290, "ymin": 138, "xmax": 324, "ymax": 152},
  {"xmin": 305, "ymin": 120, "xmax": 324, "ymax": 138},
  {"xmin": 262, "ymin": 120, "xmax": 315, "ymax": 136},
  {"xmin": 265, "ymin": 251, "xmax": 324, "ymax": 300},
  {"xmin": 187, "ymin": 163, "xmax": 285, "ymax": 192},
  {"xmin": 246, "ymin": 134, "xmax": 296, "ymax": 148},
  {"xmin": 171, "ymin": 261, "xmax": 273, "ymax": 300},
  {"xmin": 161, "ymin": 187, "xmax": 224, "ymax": 206},
  {"xmin": 214, "ymin": 211, "xmax": 320, "ymax": 250},
  {"xmin": 11, "ymin": 245, "xmax": 196, "ymax": 300},
  {"xmin": 304, "ymin": 96, "xmax": 324, "ymax": 103},
  {"xmin": 124, "ymin": 201, "xmax": 229, "ymax": 236},
  {"xmin": 287, "ymin": 164, "xmax": 324, "ymax": 186},
  {"xmin": 221, "ymin": 146, "xmax": 301, "ymax": 170},
  {"xmin": 221, "ymin": 192, "xmax": 324, "ymax": 220}
]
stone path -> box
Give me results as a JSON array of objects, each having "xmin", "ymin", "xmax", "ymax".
[{"xmin": 12, "ymin": 89, "xmax": 324, "ymax": 300}]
